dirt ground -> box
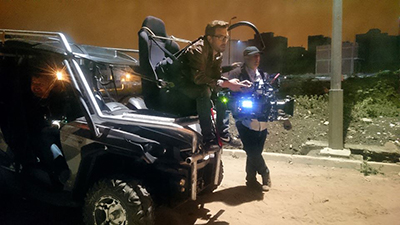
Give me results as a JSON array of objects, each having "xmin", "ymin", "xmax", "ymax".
[
  {"xmin": 225, "ymin": 113, "xmax": 400, "ymax": 157},
  {"xmin": 155, "ymin": 154, "xmax": 400, "ymax": 225},
  {"xmin": 1, "ymin": 154, "xmax": 399, "ymax": 225}
]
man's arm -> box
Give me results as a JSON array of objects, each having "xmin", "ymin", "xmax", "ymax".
[
  {"xmin": 186, "ymin": 45, "xmax": 219, "ymax": 87},
  {"xmin": 218, "ymin": 79, "xmax": 251, "ymax": 92},
  {"xmin": 221, "ymin": 62, "xmax": 241, "ymax": 73},
  {"xmin": 185, "ymin": 45, "xmax": 249, "ymax": 91},
  {"xmin": 227, "ymin": 66, "xmax": 241, "ymax": 80},
  {"xmin": 221, "ymin": 66, "xmax": 253, "ymax": 92}
]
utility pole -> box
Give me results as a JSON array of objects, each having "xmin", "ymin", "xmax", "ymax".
[{"xmin": 321, "ymin": 0, "xmax": 351, "ymax": 157}]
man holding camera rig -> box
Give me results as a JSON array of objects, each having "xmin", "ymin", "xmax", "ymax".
[
  {"xmin": 177, "ymin": 20, "xmax": 250, "ymax": 150},
  {"xmin": 228, "ymin": 46, "xmax": 272, "ymax": 191}
]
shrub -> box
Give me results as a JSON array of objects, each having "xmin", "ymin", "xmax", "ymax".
[
  {"xmin": 343, "ymin": 70, "xmax": 400, "ymax": 120},
  {"xmin": 287, "ymin": 70, "xmax": 400, "ymax": 122},
  {"xmin": 294, "ymin": 94, "xmax": 328, "ymax": 119}
]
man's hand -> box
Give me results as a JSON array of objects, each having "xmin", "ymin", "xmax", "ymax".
[
  {"xmin": 240, "ymin": 80, "xmax": 252, "ymax": 86},
  {"xmin": 221, "ymin": 79, "xmax": 251, "ymax": 92},
  {"xmin": 238, "ymin": 80, "xmax": 253, "ymax": 93},
  {"xmin": 230, "ymin": 78, "xmax": 240, "ymax": 84},
  {"xmin": 231, "ymin": 62, "xmax": 242, "ymax": 69}
]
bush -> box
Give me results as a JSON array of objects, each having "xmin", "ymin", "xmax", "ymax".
[
  {"xmin": 294, "ymin": 94, "xmax": 328, "ymax": 119},
  {"xmin": 287, "ymin": 70, "xmax": 400, "ymax": 122},
  {"xmin": 279, "ymin": 78, "xmax": 329, "ymax": 97},
  {"xmin": 343, "ymin": 70, "xmax": 400, "ymax": 120}
]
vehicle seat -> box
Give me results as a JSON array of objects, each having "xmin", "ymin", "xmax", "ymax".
[
  {"xmin": 138, "ymin": 16, "xmax": 180, "ymax": 74},
  {"xmin": 138, "ymin": 16, "xmax": 179, "ymax": 107},
  {"xmin": 138, "ymin": 16, "xmax": 197, "ymax": 116}
]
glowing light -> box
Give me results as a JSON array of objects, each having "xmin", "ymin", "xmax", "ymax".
[
  {"xmin": 125, "ymin": 73, "xmax": 131, "ymax": 80},
  {"xmin": 221, "ymin": 97, "xmax": 228, "ymax": 104},
  {"xmin": 121, "ymin": 78, "xmax": 125, "ymax": 82},
  {"xmin": 241, "ymin": 100, "xmax": 253, "ymax": 108},
  {"xmin": 56, "ymin": 71, "xmax": 63, "ymax": 80},
  {"xmin": 237, "ymin": 40, "xmax": 241, "ymax": 43}
]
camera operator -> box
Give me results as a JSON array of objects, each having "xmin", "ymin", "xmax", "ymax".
[
  {"xmin": 229, "ymin": 46, "xmax": 272, "ymax": 191},
  {"xmin": 176, "ymin": 20, "xmax": 249, "ymax": 150}
]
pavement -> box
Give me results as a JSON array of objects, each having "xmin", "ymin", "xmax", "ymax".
[{"xmin": 302, "ymin": 140, "xmax": 400, "ymax": 157}]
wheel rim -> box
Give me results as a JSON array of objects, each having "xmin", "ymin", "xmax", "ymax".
[{"xmin": 93, "ymin": 195, "xmax": 127, "ymax": 225}]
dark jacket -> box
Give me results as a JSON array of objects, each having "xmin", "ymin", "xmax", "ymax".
[{"xmin": 178, "ymin": 39, "xmax": 223, "ymax": 89}]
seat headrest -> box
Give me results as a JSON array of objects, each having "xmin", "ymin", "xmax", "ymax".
[{"xmin": 141, "ymin": 16, "xmax": 167, "ymax": 37}]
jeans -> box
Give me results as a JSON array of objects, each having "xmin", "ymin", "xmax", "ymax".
[
  {"xmin": 30, "ymin": 127, "xmax": 69, "ymax": 177},
  {"xmin": 177, "ymin": 84, "xmax": 215, "ymax": 141},
  {"xmin": 235, "ymin": 121, "xmax": 269, "ymax": 182},
  {"xmin": 215, "ymin": 97, "xmax": 230, "ymax": 139}
]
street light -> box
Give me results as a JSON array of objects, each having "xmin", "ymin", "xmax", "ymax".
[{"xmin": 228, "ymin": 16, "xmax": 237, "ymax": 65}]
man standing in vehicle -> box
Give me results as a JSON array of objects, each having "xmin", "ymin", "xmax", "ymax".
[{"xmin": 177, "ymin": 20, "xmax": 249, "ymax": 150}]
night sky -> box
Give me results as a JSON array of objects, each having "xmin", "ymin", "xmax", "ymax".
[{"xmin": 0, "ymin": 0, "xmax": 398, "ymax": 49}]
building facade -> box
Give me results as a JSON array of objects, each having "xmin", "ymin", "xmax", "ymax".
[
  {"xmin": 356, "ymin": 29, "xmax": 400, "ymax": 72},
  {"xmin": 315, "ymin": 42, "xmax": 359, "ymax": 75}
]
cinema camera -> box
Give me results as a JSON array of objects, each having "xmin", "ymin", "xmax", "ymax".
[{"xmin": 218, "ymin": 77, "xmax": 294, "ymax": 122}]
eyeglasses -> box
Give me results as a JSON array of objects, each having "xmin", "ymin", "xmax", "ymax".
[{"xmin": 212, "ymin": 35, "xmax": 229, "ymax": 42}]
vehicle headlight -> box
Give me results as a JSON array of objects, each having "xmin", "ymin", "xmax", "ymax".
[{"xmin": 56, "ymin": 71, "xmax": 63, "ymax": 80}]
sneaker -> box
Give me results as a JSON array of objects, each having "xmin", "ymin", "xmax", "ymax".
[
  {"xmin": 261, "ymin": 185, "xmax": 270, "ymax": 192},
  {"xmin": 262, "ymin": 173, "xmax": 271, "ymax": 191},
  {"xmin": 220, "ymin": 136, "xmax": 242, "ymax": 147}
]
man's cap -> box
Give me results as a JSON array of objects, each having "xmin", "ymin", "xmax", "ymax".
[{"xmin": 243, "ymin": 46, "xmax": 262, "ymax": 56}]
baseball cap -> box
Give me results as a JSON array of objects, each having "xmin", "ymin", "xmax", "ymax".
[{"xmin": 243, "ymin": 46, "xmax": 262, "ymax": 56}]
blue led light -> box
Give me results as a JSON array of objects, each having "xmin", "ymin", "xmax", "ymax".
[{"xmin": 241, "ymin": 100, "xmax": 253, "ymax": 108}]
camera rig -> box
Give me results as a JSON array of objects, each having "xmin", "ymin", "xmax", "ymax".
[{"xmin": 218, "ymin": 77, "xmax": 294, "ymax": 122}]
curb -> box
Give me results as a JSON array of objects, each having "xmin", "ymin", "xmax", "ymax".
[{"xmin": 223, "ymin": 149, "xmax": 400, "ymax": 175}]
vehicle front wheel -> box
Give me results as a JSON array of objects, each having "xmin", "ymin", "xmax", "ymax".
[{"xmin": 83, "ymin": 178, "xmax": 154, "ymax": 225}]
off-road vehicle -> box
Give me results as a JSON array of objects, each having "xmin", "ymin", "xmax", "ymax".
[
  {"xmin": 0, "ymin": 22, "xmax": 223, "ymax": 225},
  {"xmin": 0, "ymin": 17, "xmax": 292, "ymax": 225}
]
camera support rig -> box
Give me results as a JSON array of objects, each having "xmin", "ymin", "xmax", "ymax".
[{"xmin": 218, "ymin": 76, "xmax": 294, "ymax": 122}]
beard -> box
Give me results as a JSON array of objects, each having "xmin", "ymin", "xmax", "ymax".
[{"xmin": 217, "ymin": 44, "xmax": 226, "ymax": 53}]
